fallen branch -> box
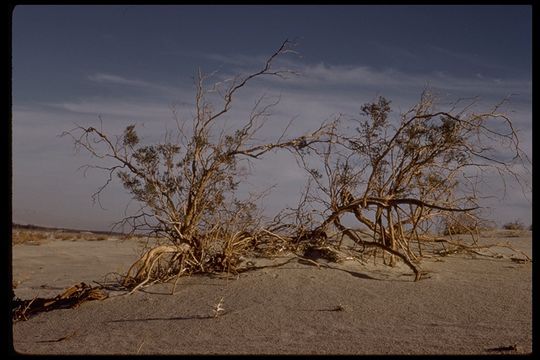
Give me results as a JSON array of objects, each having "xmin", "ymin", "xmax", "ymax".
[
  {"xmin": 36, "ymin": 331, "xmax": 77, "ymax": 343},
  {"xmin": 332, "ymin": 219, "xmax": 421, "ymax": 281},
  {"xmin": 12, "ymin": 283, "xmax": 107, "ymax": 321}
]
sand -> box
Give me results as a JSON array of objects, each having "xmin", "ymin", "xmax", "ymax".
[{"xmin": 11, "ymin": 231, "xmax": 532, "ymax": 355}]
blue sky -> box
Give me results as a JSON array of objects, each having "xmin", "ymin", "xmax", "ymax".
[{"xmin": 12, "ymin": 5, "xmax": 532, "ymax": 230}]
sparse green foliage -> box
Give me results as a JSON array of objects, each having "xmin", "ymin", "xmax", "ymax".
[{"xmin": 123, "ymin": 124, "xmax": 139, "ymax": 147}]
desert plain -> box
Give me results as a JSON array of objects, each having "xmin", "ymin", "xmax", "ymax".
[{"xmin": 11, "ymin": 226, "xmax": 532, "ymax": 355}]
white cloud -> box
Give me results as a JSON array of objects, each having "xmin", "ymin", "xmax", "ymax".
[
  {"xmin": 88, "ymin": 73, "xmax": 152, "ymax": 87},
  {"xmin": 45, "ymin": 99, "xmax": 182, "ymax": 120},
  {"xmin": 429, "ymin": 45, "xmax": 518, "ymax": 74},
  {"xmin": 281, "ymin": 62, "xmax": 531, "ymax": 98},
  {"xmin": 201, "ymin": 53, "xmax": 268, "ymax": 67},
  {"xmin": 372, "ymin": 42, "xmax": 420, "ymax": 61},
  {"xmin": 87, "ymin": 72, "xmax": 181, "ymax": 96},
  {"xmin": 143, "ymin": 49, "xmax": 531, "ymax": 115}
]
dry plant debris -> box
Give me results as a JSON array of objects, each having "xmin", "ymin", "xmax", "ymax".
[
  {"xmin": 12, "ymin": 282, "xmax": 108, "ymax": 322},
  {"xmin": 485, "ymin": 344, "xmax": 518, "ymax": 352},
  {"xmin": 36, "ymin": 331, "xmax": 78, "ymax": 343},
  {"xmin": 212, "ymin": 297, "xmax": 225, "ymax": 318}
]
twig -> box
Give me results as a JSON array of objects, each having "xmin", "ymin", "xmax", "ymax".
[
  {"xmin": 485, "ymin": 344, "xmax": 518, "ymax": 352},
  {"xmin": 136, "ymin": 339, "xmax": 146, "ymax": 354},
  {"xmin": 212, "ymin": 297, "xmax": 225, "ymax": 318},
  {"xmin": 36, "ymin": 330, "xmax": 77, "ymax": 343}
]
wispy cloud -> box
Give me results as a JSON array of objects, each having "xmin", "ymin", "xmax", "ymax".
[
  {"xmin": 289, "ymin": 62, "xmax": 530, "ymax": 97},
  {"xmin": 88, "ymin": 73, "xmax": 154, "ymax": 87},
  {"xmin": 45, "ymin": 99, "xmax": 182, "ymax": 119},
  {"xmin": 372, "ymin": 42, "xmax": 421, "ymax": 61},
  {"xmin": 158, "ymin": 48, "xmax": 270, "ymax": 68},
  {"xmin": 203, "ymin": 53, "xmax": 531, "ymax": 103},
  {"xmin": 201, "ymin": 53, "xmax": 268, "ymax": 67},
  {"xmin": 166, "ymin": 49, "xmax": 530, "ymax": 107},
  {"xmin": 430, "ymin": 45, "xmax": 511, "ymax": 72},
  {"xmin": 87, "ymin": 72, "xmax": 181, "ymax": 96}
]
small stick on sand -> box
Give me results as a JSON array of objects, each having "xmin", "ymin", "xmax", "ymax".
[{"xmin": 136, "ymin": 339, "xmax": 146, "ymax": 354}]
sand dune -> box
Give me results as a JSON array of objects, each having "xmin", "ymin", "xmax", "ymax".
[{"xmin": 11, "ymin": 230, "xmax": 532, "ymax": 355}]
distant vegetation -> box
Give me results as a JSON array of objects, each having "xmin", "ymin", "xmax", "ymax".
[
  {"xmin": 11, "ymin": 223, "xmax": 143, "ymax": 245},
  {"xmin": 502, "ymin": 220, "xmax": 526, "ymax": 231},
  {"xmin": 12, "ymin": 223, "xmax": 126, "ymax": 236},
  {"xmin": 441, "ymin": 214, "xmax": 495, "ymax": 236}
]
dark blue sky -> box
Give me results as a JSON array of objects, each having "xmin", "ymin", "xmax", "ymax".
[
  {"xmin": 13, "ymin": 5, "xmax": 531, "ymax": 103},
  {"xmin": 12, "ymin": 5, "xmax": 532, "ymax": 230}
]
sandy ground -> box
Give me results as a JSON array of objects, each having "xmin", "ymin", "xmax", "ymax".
[{"xmin": 11, "ymin": 231, "xmax": 532, "ymax": 355}]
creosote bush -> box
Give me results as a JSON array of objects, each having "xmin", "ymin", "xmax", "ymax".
[
  {"xmin": 63, "ymin": 40, "xmax": 333, "ymax": 290},
  {"xmin": 64, "ymin": 40, "xmax": 530, "ymax": 290},
  {"xmin": 286, "ymin": 91, "xmax": 528, "ymax": 278}
]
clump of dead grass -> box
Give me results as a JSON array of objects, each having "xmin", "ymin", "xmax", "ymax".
[
  {"xmin": 212, "ymin": 297, "xmax": 225, "ymax": 318},
  {"xmin": 441, "ymin": 213, "xmax": 494, "ymax": 236},
  {"xmin": 52, "ymin": 232, "xmax": 80, "ymax": 241},
  {"xmin": 86, "ymin": 235, "xmax": 108, "ymax": 241},
  {"xmin": 503, "ymin": 220, "xmax": 526, "ymax": 231},
  {"xmin": 12, "ymin": 230, "xmax": 49, "ymax": 245}
]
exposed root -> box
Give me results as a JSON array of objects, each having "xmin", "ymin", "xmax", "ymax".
[
  {"xmin": 118, "ymin": 224, "xmax": 530, "ymax": 293},
  {"xmin": 12, "ymin": 282, "xmax": 107, "ymax": 321},
  {"xmin": 429, "ymin": 238, "xmax": 532, "ymax": 262},
  {"xmin": 361, "ymin": 241, "xmax": 422, "ymax": 281},
  {"xmin": 123, "ymin": 243, "xmax": 191, "ymax": 290}
]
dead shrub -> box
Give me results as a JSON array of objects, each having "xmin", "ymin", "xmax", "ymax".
[
  {"xmin": 12, "ymin": 230, "xmax": 48, "ymax": 245},
  {"xmin": 62, "ymin": 41, "xmax": 530, "ymax": 289},
  {"xmin": 503, "ymin": 220, "xmax": 526, "ymax": 231},
  {"xmin": 54, "ymin": 232, "xmax": 74, "ymax": 241},
  {"xmin": 290, "ymin": 91, "xmax": 529, "ymax": 279},
  {"xmin": 64, "ymin": 40, "xmax": 333, "ymax": 291},
  {"xmin": 87, "ymin": 235, "xmax": 108, "ymax": 241},
  {"xmin": 441, "ymin": 213, "xmax": 484, "ymax": 235}
]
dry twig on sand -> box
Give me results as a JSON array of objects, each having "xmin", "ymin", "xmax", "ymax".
[{"xmin": 12, "ymin": 283, "xmax": 107, "ymax": 321}]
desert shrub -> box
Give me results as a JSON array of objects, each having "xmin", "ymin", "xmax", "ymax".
[
  {"xmin": 85, "ymin": 235, "xmax": 108, "ymax": 241},
  {"xmin": 503, "ymin": 220, "xmax": 526, "ymax": 230},
  {"xmin": 55, "ymin": 233, "xmax": 74, "ymax": 241},
  {"xmin": 440, "ymin": 213, "xmax": 495, "ymax": 235},
  {"xmin": 12, "ymin": 230, "xmax": 48, "ymax": 245},
  {"xmin": 63, "ymin": 40, "xmax": 333, "ymax": 290},
  {"xmin": 63, "ymin": 40, "xmax": 530, "ymax": 288},
  {"xmin": 442, "ymin": 215, "xmax": 479, "ymax": 235},
  {"xmin": 443, "ymin": 222, "xmax": 473, "ymax": 236}
]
